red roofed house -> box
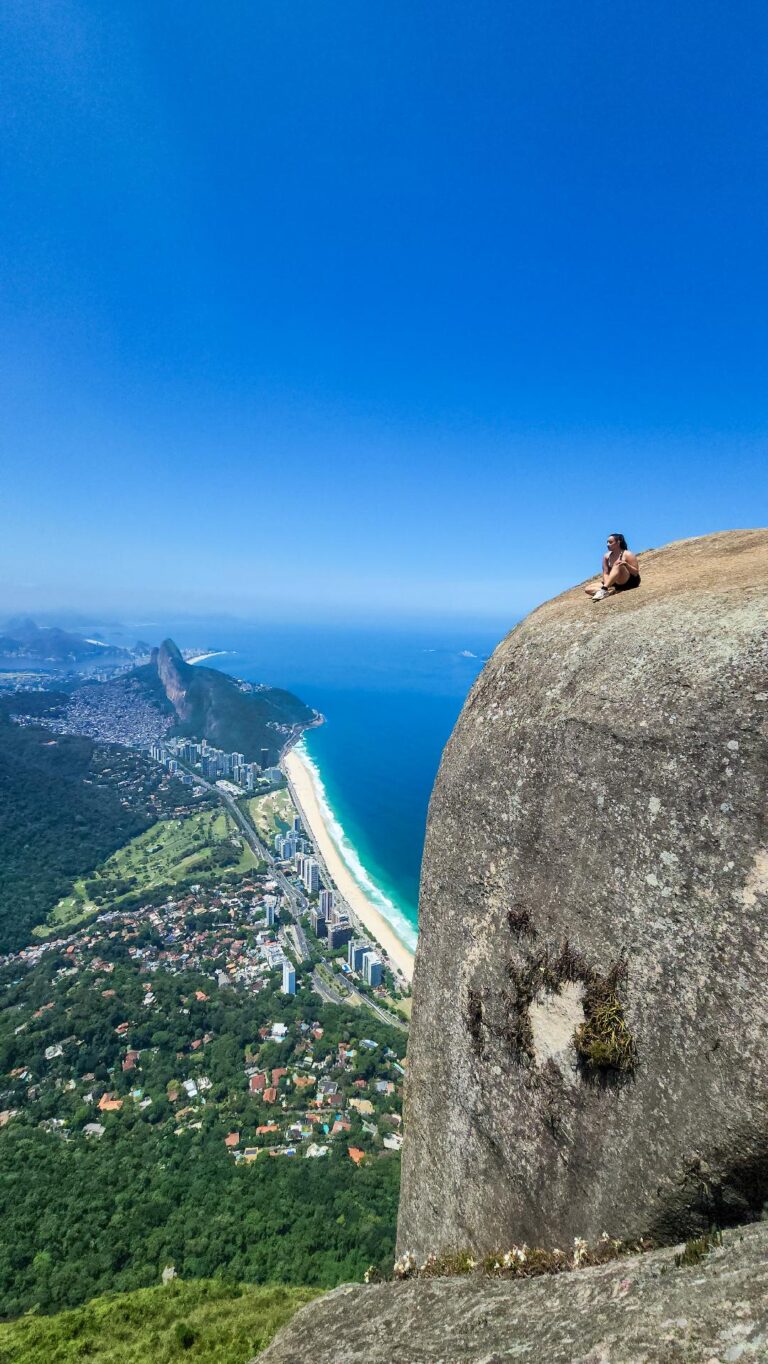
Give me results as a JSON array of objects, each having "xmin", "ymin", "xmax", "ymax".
[
  {"xmin": 249, "ymin": 1072, "xmax": 267, "ymax": 1094},
  {"xmin": 263, "ymin": 1086, "xmax": 278, "ymax": 1104},
  {"xmin": 256, "ymin": 1122, "xmax": 280, "ymax": 1136},
  {"xmin": 122, "ymin": 1051, "xmax": 140, "ymax": 1073},
  {"xmin": 348, "ymin": 1146, "xmax": 366, "ymax": 1165},
  {"xmin": 271, "ymin": 1067, "xmax": 288, "ymax": 1087},
  {"xmin": 332, "ymin": 1118, "xmax": 351, "ymax": 1135},
  {"xmin": 195, "ymin": 991, "xmax": 208, "ymax": 1002},
  {"xmin": 224, "ymin": 1132, "xmax": 240, "ymax": 1148},
  {"xmin": 98, "ymin": 1094, "xmax": 123, "ymax": 1113}
]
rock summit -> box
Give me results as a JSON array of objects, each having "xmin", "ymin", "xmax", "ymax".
[{"xmin": 398, "ymin": 529, "xmax": 768, "ymax": 1258}]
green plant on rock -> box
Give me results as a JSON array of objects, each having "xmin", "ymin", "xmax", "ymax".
[
  {"xmin": 574, "ymin": 970, "xmax": 637, "ymax": 1076},
  {"xmin": 674, "ymin": 1228, "xmax": 722, "ymax": 1268},
  {"xmin": 502, "ymin": 939, "xmax": 638, "ymax": 1079}
]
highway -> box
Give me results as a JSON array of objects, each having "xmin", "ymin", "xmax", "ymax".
[
  {"xmin": 214, "ymin": 787, "xmax": 311, "ymax": 961},
  {"xmin": 175, "ymin": 766, "xmax": 311, "ymax": 962}
]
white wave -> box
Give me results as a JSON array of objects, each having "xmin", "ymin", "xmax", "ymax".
[{"xmin": 296, "ymin": 739, "xmax": 418, "ymax": 953}]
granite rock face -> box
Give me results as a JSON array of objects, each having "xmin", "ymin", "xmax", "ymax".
[
  {"xmin": 398, "ymin": 530, "xmax": 768, "ymax": 1259},
  {"xmin": 256, "ymin": 1223, "xmax": 768, "ymax": 1363}
]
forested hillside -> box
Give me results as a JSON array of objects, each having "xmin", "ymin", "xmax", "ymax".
[
  {"xmin": 0, "ymin": 1279, "xmax": 317, "ymax": 1364},
  {"xmin": 0, "ymin": 907, "xmax": 404, "ymax": 1316},
  {"xmin": 0, "ymin": 699, "xmax": 190, "ymax": 951}
]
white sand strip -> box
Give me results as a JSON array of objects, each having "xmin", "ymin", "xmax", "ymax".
[
  {"xmin": 187, "ymin": 650, "xmax": 227, "ymax": 665},
  {"xmin": 283, "ymin": 746, "xmax": 415, "ymax": 983}
]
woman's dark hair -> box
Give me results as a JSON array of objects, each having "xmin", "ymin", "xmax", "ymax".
[{"xmin": 610, "ymin": 532, "xmax": 628, "ymax": 552}]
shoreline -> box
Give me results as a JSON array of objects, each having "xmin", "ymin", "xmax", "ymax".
[
  {"xmin": 282, "ymin": 744, "xmax": 416, "ymax": 983},
  {"xmin": 186, "ymin": 650, "xmax": 228, "ymax": 665}
]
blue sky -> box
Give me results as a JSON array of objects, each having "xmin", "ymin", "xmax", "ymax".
[{"xmin": 1, "ymin": 1, "xmax": 766, "ymax": 621}]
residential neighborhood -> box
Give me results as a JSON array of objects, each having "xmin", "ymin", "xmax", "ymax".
[{"xmin": 0, "ymin": 865, "xmax": 406, "ymax": 1167}]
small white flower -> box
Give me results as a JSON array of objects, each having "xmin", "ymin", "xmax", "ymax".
[{"xmin": 393, "ymin": 1250, "xmax": 416, "ymax": 1279}]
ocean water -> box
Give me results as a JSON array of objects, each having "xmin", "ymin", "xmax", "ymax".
[{"xmin": 182, "ymin": 622, "xmax": 508, "ymax": 938}]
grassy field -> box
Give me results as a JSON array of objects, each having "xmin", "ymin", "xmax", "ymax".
[
  {"xmin": 247, "ymin": 789, "xmax": 296, "ymax": 843},
  {"xmin": 0, "ymin": 1279, "xmax": 317, "ymax": 1364},
  {"xmin": 45, "ymin": 808, "xmax": 260, "ymax": 931}
]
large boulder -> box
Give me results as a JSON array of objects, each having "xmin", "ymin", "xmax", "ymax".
[
  {"xmin": 256, "ymin": 1222, "xmax": 768, "ymax": 1363},
  {"xmin": 397, "ymin": 529, "xmax": 768, "ymax": 1260}
]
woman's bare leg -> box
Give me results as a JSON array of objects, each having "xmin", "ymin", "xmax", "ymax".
[{"xmin": 603, "ymin": 563, "xmax": 630, "ymax": 590}]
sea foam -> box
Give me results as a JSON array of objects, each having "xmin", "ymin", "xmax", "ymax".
[{"xmin": 295, "ymin": 739, "xmax": 418, "ymax": 954}]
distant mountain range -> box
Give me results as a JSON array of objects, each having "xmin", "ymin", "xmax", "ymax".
[
  {"xmin": 0, "ymin": 618, "xmax": 143, "ymax": 664},
  {"xmin": 133, "ymin": 638, "xmax": 318, "ymax": 763}
]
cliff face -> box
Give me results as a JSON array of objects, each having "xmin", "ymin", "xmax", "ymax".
[
  {"xmin": 142, "ymin": 639, "xmax": 316, "ymax": 764},
  {"xmin": 398, "ymin": 529, "xmax": 768, "ymax": 1259},
  {"xmin": 153, "ymin": 640, "xmax": 194, "ymax": 723}
]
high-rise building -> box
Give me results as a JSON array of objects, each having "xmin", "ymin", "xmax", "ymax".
[
  {"xmin": 362, "ymin": 952, "xmax": 383, "ymax": 987},
  {"xmin": 310, "ymin": 910, "xmax": 328, "ymax": 939},
  {"xmin": 303, "ymin": 859, "xmax": 320, "ymax": 894},
  {"xmin": 264, "ymin": 903, "xmax": 276, "ymax": 928},
  {"xmin": 348, "ymin": 941, "xmax": 371, "ymax": 972},
  {"xmin": 320, "ymin": 889, "xmax": 334, "ymax": 915},
  {"xmin": 328, "ymin": 922, "xmax": 353, "ymax": 950},
  {"xmin": 293, "ymin": 816, "xmax": 302, "ymax": 832},
  {"xmin": 232, "ymin": 752, "xmax": 245, "ymax": 768},
  {"xmin": 282, "ymin": 962, "xmax": 296, "ymax": 995},
  {"xmin": 260, "ymin": 748, "xmax": 269, "ymax": 769}
]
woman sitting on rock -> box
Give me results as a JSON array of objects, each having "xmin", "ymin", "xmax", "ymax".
[{"xmin": 585, "ymin": 533, "xmax": 640, "ymax": 601}]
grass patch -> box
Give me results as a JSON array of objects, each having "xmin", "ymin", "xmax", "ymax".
[
  {"xmin": 247, "ymin": 790, "xmax": 296, "ymax": 843},
  {"xmin": 394, "ymin": 1233, "xmax": 654, "ymax": 1282},
  {"xmin": 0, "ymin": 1279, "xmax": 317, "ymax": 1364},
  {"xmin": 573, "ymin": 974, "xmax": 637, "ymax": 1076},
  {"xmin": 674, "ymin": 1228, "xmax": 723, "ymax": 1268},
  {"xmin": 502, "ymin": 939, "xmax": 637, "ymax": 1079},
  {"xmin": 46, "ymin": 809, "xmax": 259, "ymax": 930}
]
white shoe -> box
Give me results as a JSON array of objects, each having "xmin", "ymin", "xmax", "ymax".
[{"xmin": 592, "ymin": 588, "xmax": 609, "ymax": 601}]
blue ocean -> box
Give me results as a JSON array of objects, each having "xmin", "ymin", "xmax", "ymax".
[{"xmin": 167, "ymin": 621, "xmax": 508, "ymax": 939}]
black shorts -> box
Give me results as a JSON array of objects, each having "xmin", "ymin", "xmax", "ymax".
[{"xmin": 614, "ymin": 573, "xmax": 641, "ymax": 592}]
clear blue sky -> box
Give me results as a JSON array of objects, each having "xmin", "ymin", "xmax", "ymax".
[{"xmin": 1, "ymin": 2, "xmax": 766, "ymax": 622}]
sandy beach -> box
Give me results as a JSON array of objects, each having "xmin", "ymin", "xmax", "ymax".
[
  {"xmin": 186, "ymin": 650, "xmax": 227, "ymax": 665},
  {"xmin": 282, "ymin": 746, "xmax": 415, "ymax": 983}
]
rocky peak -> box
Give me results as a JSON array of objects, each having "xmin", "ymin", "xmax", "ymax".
[
  {"xmin": 397, "ymin": 529, "xmax": 768, "ymax": 1258},
  {"xmin": 154, "ymin": 638, "xmax": 193, "ymax": 721}
]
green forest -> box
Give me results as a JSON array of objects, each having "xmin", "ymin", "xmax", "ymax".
[
  {"xmin": 0, "ymin": 935, "xmax": 405, "ymax": 1317},
  {"xmin": 0, "ymin": 700, "xmax": 190, "ymax": 951}
]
